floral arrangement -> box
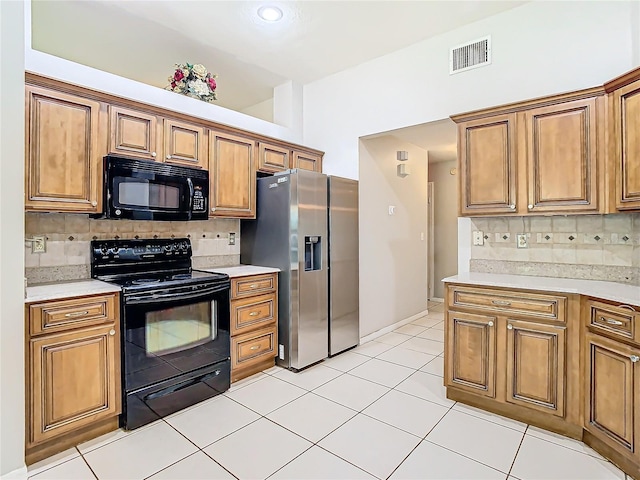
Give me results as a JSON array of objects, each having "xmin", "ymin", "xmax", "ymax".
[{"xmin": 166, "ymin": 63, "xmax": 217, "ymax": 103}]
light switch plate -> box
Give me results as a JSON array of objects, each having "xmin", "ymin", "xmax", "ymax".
[
  {"xmin": 228, "ymin": 232, "xmax": 236, "ymax": 245},
  {"xmin": 473, "ymin": 231, "xmax": 484, "ymax": 246},
  {"xmin": 516, "ymin": 233, "xmax": 528, "ymax": 249}
]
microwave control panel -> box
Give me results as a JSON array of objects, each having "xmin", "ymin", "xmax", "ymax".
[{"xmin": 193, "ymin": 189, "xmax": 205, "ymax": 212}]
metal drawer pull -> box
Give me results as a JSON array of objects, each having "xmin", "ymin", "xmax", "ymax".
[
  {"xmin": 249, "ymin": 311, "xmax": 260, "ymax": 316},
  {"xmin": 65, "ymin": 311, "xmax": 89, "ymax": 317},
  {"xmin": 507, "ymin": 324, "xmax": 513, "ymax": 330},
  {"xmin": 487, "ymin": 321, "xmax": 494, "ymax": 327},
  {"xmin": 601, "ymin": 316, "xmax": 624, "ymax": 326},
  {"xmin": 249, "ymin": 284, "xmax": 258, "ymax": 289},
  {"xmin": 491, "ymin": 300, "xmax": 511, "ymax": 306},
  {"xmin": 631, "ymin": 355, "xmax": 639, "ymax": 363},
  {"xmin": 250, "ymin": 345, "xmax": 260, "ymax": 350},
  {"xmin": 618, "ymin": 305, "xmax": 637, "ymax": 312},
  {"xmin": 109, "ymin": 329, "xmax": 116, "ymax": 336}
]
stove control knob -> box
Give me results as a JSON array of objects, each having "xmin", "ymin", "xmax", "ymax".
[
  {"xmin": 100, "ymin": 246, "xmax": 109, "ymax": 255},
  {"xmin": 179, "ymin": 241, "xmax": 189, "ymax": 251},
  {"xmin": 164, "ymin": 244, "xmax": 174, "ymax": 252}
]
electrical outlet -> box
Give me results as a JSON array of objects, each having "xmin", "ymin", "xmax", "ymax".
[
  {"xmin": 30, "ymin": 235, "xmax": 46, "ymax": 253},
  {"xmin": 228, "ymin": 232, "xmax": 236, "ymax": 245},
  {"xmin": 473, "ymin": 231, "xmax": 484, "ymax": 246},
  {"xmin": 516, "ymin": 233, "xmax": 528, "ymax": 249}
]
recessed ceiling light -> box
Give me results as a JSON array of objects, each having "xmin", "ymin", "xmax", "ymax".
[{"xmin": 257, "ymin": 6, "xmax": 283, "ymax": 22}]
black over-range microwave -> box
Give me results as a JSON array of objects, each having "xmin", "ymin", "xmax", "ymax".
[{"xmin": 97, "ymin": 156, "xmax": 209, "ymax": 221}]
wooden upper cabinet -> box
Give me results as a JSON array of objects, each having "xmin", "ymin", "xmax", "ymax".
[
  {"xmin": 258, "ymin": 142, "xmax": 290, "ymax": 174},
  {"xmin": 108, "ymin": 105, "xmax": 159, "ymax": 160},
  {"xmin": 209, "ymin": 131, "xmax": 256, "ymax": 218},
  {"xmin": 25, "ymin": 86, "xmax": 102, "ymax": 213},
  {"xmin": 524, "ymin": 97, "xmax": 600, "ymax": 213},
  {"xmin": 163, "ymin": 119, "xmax": 207, "ymax": 169},
  {"xmin": 458, "ymin": 114, "xmax": 518, "ymax": 216},
  {"xmin": 584, "ymin": 332, "xmax": 639, "ymax": 456},
  {"xmin": 28, "ymin": 323, "xmax": 120, "ymax": 446},
  {"xmin": 610, "ymin": 76, "xmax": 640, "ymax": 210},
  {"xmin": 505, "ymin": 320, "xmax": 566, "ymax": 416},
  {"xmin": 445, "ymin": 310, "xmax": 497, "ymax": 398},
  {"xmin": 292, "ymin": 151, "xmax": 323, "ymax": 173}
]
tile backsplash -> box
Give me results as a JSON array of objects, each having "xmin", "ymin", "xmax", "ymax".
[
  {"xmin": 470, "ymin": 214, "xmax": 640, "ymax": 285},
  {"xmin": 25, "ymin": 213, "xmax": 241, "ymax": 284}
]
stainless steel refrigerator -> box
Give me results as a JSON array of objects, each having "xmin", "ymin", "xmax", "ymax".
[{"xmin": 240, "ymin": 169, "xmax": 359, "ymax": 370}]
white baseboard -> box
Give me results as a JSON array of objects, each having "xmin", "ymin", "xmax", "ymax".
[
  {"xmin": 360, "ymin": 309, "xmax": 429, "ymax": 344},
  {"xmin": 429, "ymin": 297, "xmax": 444, "ymax": 303},
  {"xmin": 1, "ymin": 466, "xmax": 27, "ymax": 480}
]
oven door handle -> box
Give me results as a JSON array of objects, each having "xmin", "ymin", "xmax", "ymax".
[
  {"xmin": 125, "ymin": 287, "xmax": 224, "ymax": 305},
  {"xmin": 187, "ymin": 177, "xmax": 194, "ymax": 212}
]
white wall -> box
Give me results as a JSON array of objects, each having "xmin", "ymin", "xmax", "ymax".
[
  {"xmin": 240, "ymin": 98, "xmax": 274, "ymax": 123},
  {"xmin": 0, "ymin": 1, "xmax": 26, "ymax": 476},
  {"xmin": 633, "ymin": 0, "xmax": 640, "ymax": 65},
  {"xmin": 359, "ymin": 137, "xmax": 428, "ymax": 336},
  {"xmin": 274, "ymin": 80, "xmax": 303, "ymax": 141},
  {"xmin": 303, "ymin": 1, "xmax": 635, "ymax": 180},
  {"xmin": 428, "ymin": 160, "xmax": 458, "ymax": 298}
]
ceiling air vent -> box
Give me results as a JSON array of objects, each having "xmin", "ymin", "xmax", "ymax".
[{"xmin": 449, "ymin": 36, "xmax": 491, "ymax": 74}]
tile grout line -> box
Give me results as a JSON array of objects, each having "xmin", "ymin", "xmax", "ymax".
[{"xmin": 506, "ymin": 424, "xmax": 528, "ymax": 479}]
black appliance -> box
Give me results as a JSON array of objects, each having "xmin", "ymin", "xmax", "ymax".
[
  {"xmin": 99, "ymin": 155, "xmax": 209, "ymax": 221},
  {"xmin": 91, "ymin": 237, "xmax": 230, "ymax": 429}
]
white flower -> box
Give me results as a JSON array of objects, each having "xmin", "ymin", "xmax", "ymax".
[
  {"xmin": 189, "ymin": 79, "xmax": 210, "ymax": 97},
  {"xmin": 192, "ymin": 64, "xmax": 208, "ymax": 79}
]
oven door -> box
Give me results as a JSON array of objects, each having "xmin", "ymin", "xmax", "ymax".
[{"xmin": 122, "ymin": 283, "xmax": 230, "ymax": 394}]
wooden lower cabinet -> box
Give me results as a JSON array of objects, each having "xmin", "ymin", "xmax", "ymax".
[
  {"xmin": 26, "ymin": 293, "xmax": 121, "ymax": 464},
  {"xmin": 505, "ymin": 320, "xmax": 565, "ymax": 416},
  {"xmin": 583, "ymin": 332, "xmax": 640, "ymax": 478},
  {"xmin": 446, "ymin": 311, "xmax": 497, "ymax": 398},
  {"xmin": 229, "ymin": 273, "xmax": 278, "ymax": 382}
]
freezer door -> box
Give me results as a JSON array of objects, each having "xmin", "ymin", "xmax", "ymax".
[
  {"xmin": 328, "ymin": 176, "xmax": 360, "ymax": 355},
  {"xmin": 292, "ymin": 170, "xmax": 329, "ymax": 369}
]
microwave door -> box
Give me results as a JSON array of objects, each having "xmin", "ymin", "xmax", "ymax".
[{"xmin": 111, "ymin": 175, "xmax": 188, "ymax": 220}]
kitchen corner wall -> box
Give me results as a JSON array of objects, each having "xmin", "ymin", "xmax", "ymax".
[
  {"xmin": 470, "ymin": 214, "xmax": 640, "ymax": 286},
  {"xmin": 25, "ymin": 213, "xmax": 240, "ymax": 284}
]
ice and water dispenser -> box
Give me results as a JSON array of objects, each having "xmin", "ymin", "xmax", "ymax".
[{"xmin": 304, "ymin": 236, "xmax": 322, "ymax": 271}]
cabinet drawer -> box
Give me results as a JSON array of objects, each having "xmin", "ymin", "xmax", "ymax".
[
  {"xmin": 231, "ymin": 293, "xmax": 277, "ymax": 336},
  {"xmin": 231, "ymin": 326, "xmax": 277, "ymax": 370},
  {"xmin": 29, "ymin": 294, "xmax": 118, "ymax": 336},
  {"xmin": 587, "ymin": 300, "xmax": 637, "ymax": 343},
  {"xmin": 449, "ymin": 286, "xmax": 566, "ymax": 321},
  {"xmin": 231, "ymin": 274, "xmax": 277, "ymax": 299}
]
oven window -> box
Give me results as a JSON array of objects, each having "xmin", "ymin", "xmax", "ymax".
[
  {"xmin": 116, "ymin": 178, "xmax": 181, "ymax": 209},
  {"xmin": 145, "ymin": 300, "xmax": 217, "ymax": 356}
]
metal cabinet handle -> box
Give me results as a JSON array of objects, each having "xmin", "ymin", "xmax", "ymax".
[
  {"xmin": 109, "ymin": 329, "xmax": 116, "ymax": 336},
  {"xmin": 249, "ymin": 284, "xmax": 257, "ymax": 289},
  {"xmin": 528, "ymin": 204, "xmax": 533, "ymax": 209},
  {"xmin": 249, "ymin": 311, "xmax": 260, "ymax": 317},
  {"xmin": 250, "ymin": 345, "xmax": 260, "ymax": 350},
  {"xmin": 211, "ymin": 207, "xmax": 216, "ymax": 212},
  {"xmin": 487, "ymin": 321, "xmax": 494, "ymax": 327},
  {"xmin": 509, "ymin": 204, "xmax": 515, "ymax": 209},
  {"xmin": 151, "ymin": 152, "xmax": 157, "ymax": 157},
  {"xmin": 507, "ymin": 324, "xmax": 513, "ymax": 330},
  {"xmin": 492, "ymin": 300, "xmax": 511, "ymax": 306},
  {"xmin": 65, "ymin": 311, "xmax": 88, "ymax": 317},
  {"xmin": 601, "ymin": 316, "xmax": 624, "ymax": 326},
  {"xmin": 630, "ymin": 355, "xmax": 639, "ymax": 363},
  {"xmin": 91, "ymin": 201, "xmax": 98, "ymax": 207},
  {"xmin": 167, "ymin": 154, "xmax": 172, "ymax": 160}
]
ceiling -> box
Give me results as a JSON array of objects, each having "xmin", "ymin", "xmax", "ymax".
[{"xmin": 31, "ymin": 1, "xmax": 526, "ymax": 114}]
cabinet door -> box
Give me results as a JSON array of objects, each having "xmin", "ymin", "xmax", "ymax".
[
  {"xmin": 163, "ymin": 119, "xmax": 207, "ymax": 169},
  {"xmin": 613, "ymin": 79, "xmax": 640, "ymax": 210},
  {"xmin": 28, "ymin": 324, "xmax": 120, "ymax": 446},
  {"xmin": 458, "ymin": 114, "xmax": 518, "ymax": 215},
  {"xmin": 505, "ymin": 320, "xmax": 566, "ymax": 416},
  {"xmin": 258, "ymin": 142, "xmax": 290, "ymax": 173},
  {"xmin": 525, "ymin": 98, "xmax": 600, "ymax": 213},
  {"xmin": 292, "ymin": 151, "xmax": 322, "ymax": 172},
  {"xmin": 445, "ymin": 311, "xmax": 497, "ymax": 398},
  {"xmin": 584, "ymin": 333, "xmax": 639, "ymax": 455},
  {"xmin": 108, "ymin": 105, "xmax": 159, "ymax": 160},
  {"xmin": 25, "ymin": 86, "xmax": 102, "ymax": 213},
  {"xmin": 209, "ymin": 132, "xmax": 256, "ymax": 218}
]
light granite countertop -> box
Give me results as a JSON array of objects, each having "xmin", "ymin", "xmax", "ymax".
[
  {"xmin": 444, "ymin": 272, "xmax": 640, "ymax": 306},
  {"xmin": 25, "ymin": 279, "xmax": 121, "ymax": 304},
  {"xmin": 201, "ymin": 265, "xmax": 280, "ymax": 278}
]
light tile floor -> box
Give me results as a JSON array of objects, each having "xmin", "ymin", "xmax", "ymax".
[{"xmin": 28, "ymin": 301, "xmax": 630, "ymax": 480}]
